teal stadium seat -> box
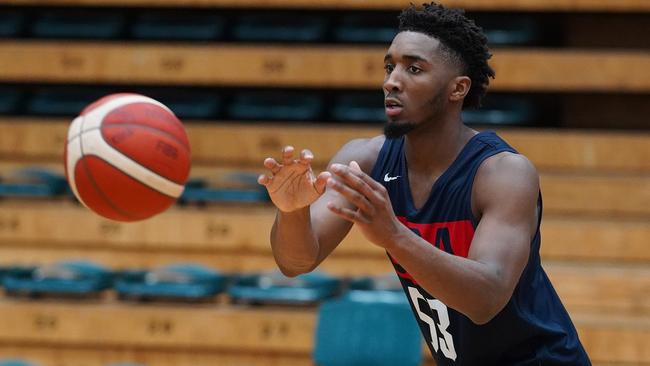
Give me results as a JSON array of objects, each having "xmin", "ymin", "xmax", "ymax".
[
  {"xmin": 30, "ymin": 10, "xmax": 126, "ymax": 39},
  {"xmin": 0, "ymin": 87, "xmax": 23, "ymax": 114},
  {"xmin": 179, "ymin": 173, "xmax": 269, "ymax": 205},
  {"xmin": 331, "ymin": 92, "xmax": 385, "ymax": 122},
  {"xmin": 228, "ymin": 271, "xmax": 341, "ymax": 306},
  {"xmin": 462, "ymin": 95, "xmax": 539, "ymax": 126},
  {"xmin": 333, "ymin": 13, "xmax": 398, "ymax": 44},
  {"xmin": 314, "ymin": 290, "xmax": 422, "ymax": 366},
  {"xmin": 2, "ymin": 260, "xmax": 114, "ymax": 298},
  {"xmin": 473, "ymin": 14, "xmax": 543, "ymax": 46},
  {"xmin": 26, "ymin": 87, "xmax": 110, "ymax": 116},
  {"xmin": 114, "ymin": 263, "xmax": 228, "ymax": 302},
  {"xmin": 0, "ymin": 266, "xmax": 12, "ymax": 283},
  {"xmin": 0, "ymin": 10, "xmax": 24, "ymax": 38},
  {"xmin": 139, "ymin": 89, "xmax": 223, "ymax": 120},
  {"xmin": 348, "ymin": 272, "xmax": 404, "ymax": 292},
  {"xmin": 132, "ymin": 11, "xmax": 226, "ymax": 41},
  {"xmin": 0, "ymin": 167, "xmax": 69, "ymax": 199},
  {"xmin": 228, "ymin": 91, "xmax": 323, "ymax": 121},
  {"xmin": 0, "ymin": 360, "xmax": 38, "ymax": 366},
  {"xmin": 232, "ymin": 13, "xmax": 328, "ymax": 42}
]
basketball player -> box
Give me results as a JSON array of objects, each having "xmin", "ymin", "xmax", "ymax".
[{"xmin": 258, "ymin": 3, "xmax": 590, "ymax": 365}]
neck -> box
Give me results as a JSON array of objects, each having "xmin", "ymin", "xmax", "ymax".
[{"xmin": 404, "ymin": 110, "xmax": 475, "ymax": 176}]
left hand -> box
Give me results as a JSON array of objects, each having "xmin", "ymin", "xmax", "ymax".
[{"xmin": 326, "ymin": 161, "xmax": 405, "ymax": 249}]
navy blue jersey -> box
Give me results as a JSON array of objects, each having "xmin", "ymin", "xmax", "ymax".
[{"xmin": 370, "ymin": 131, "xmax": 590, "ymax": 365}]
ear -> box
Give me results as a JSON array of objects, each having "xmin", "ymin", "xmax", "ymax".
[{"xmin": 449, "ymin": 76, "xmax": 471, "ymax": 102}]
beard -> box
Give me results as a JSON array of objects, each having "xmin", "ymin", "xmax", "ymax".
[{"xmin": 383, "ymin": 120, "xmax": 418, "ymax": 138}]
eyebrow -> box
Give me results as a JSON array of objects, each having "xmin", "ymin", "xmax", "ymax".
[{"xmin": 384, "ymin": 53, "xmax": 430, "ymax": 64}]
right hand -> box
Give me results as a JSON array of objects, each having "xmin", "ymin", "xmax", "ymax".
[{"xmin": 258, "ymin": 146, "xmax": 331, "ymax": 213}]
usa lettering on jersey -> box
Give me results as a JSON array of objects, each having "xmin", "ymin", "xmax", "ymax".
[{"xmin": 390, "ymin": 219, "xmax": 474, "ymax": 362}]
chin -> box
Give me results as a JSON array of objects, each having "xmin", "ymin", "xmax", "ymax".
[{"xmin": 383, "ymin": 120, "xmax": 417, "ymax": 138}]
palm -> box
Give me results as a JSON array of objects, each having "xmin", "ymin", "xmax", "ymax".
[
  {"xmin": 267, "ymin": 164, "xmax": 320, "ymax": 212},
  {"xmin": 259, "ymin": 147, "xmax": 328, "ymax": 213}
]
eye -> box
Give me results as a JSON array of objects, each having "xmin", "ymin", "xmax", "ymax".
[
  {"xmin": 408, "ymin": 65, "xmax": 422, "ymax": 74},
  {"xmin": 384, "ymin": 64, "xmax": 394, "ymax": 74}
]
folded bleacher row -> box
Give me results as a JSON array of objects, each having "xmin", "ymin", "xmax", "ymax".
[
  {"xmin": 0, "ymin": 85, "xmax": 551, "ymax": 126},
  {"xmin": 0, "ymin": 260, "xmax": 391, "ymax": 304},
  {"xmin": 0, "ymin": 166, "xmax": 268, "ymax": 204},
  {"xmin": 0, "ymin": 0, "xmax": 648, "ymax": 365},
  {"xmin": 0, "ymin": 6, "xmax": 564, "ymax": 45}
]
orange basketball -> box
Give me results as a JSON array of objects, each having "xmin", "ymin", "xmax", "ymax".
[{"xmin": 64, "ymin": 93, "xmax": 191, "ymax": 222}]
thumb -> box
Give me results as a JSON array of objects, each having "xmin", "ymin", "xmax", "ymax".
[
  {"xmin": 314, "ymin": 171, "xmax": 331, "ymax": 194},
  {"xmin": 349, "ymin": 160, "xmax": 362, "ymax": 172}
]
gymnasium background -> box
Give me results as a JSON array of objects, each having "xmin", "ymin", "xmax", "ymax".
[{"xmin": 0, "ymin": 0, "xmax": 648, "ymax": 365}]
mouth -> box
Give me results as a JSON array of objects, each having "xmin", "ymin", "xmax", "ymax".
[{"xmin": 385, "ymin": 98, "xmax": 403, "ymax": 118}]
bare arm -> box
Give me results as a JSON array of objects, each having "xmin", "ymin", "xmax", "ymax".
[
  {"xmin": 327, "ymin": 152, "xmax": 539, "ymax": 324},
  {"xmin": 260, "ymin": 136, "xmax": 384, "ymax": 276}
]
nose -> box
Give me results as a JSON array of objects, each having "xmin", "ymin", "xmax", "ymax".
[{"xmin": 383, "ymin": 68, "xmax": 402, "ymax": 94}]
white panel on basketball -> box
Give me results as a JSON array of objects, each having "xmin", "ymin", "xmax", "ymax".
[
  {"xmin": 65, "ymin": 127, "xmax": 89, "ymax": 209},
  {"xmin": 80, "ymin": 129, "xmax": 184, "ymax": 198},
  {"xmin": 67, "ymin": 116, "xmax": 84, "ymax": 142}
]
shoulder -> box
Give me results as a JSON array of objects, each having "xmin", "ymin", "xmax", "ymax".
[
  {"xmin": 478, "ymin": 152, "xmax": 538, "ymax": 182},
  {"xmin": 473, "ymin": 152, "xmax": 540, "ymax": 218},
  {"xmin": 329, "ymin": 135, "xmax": 386, "ymax": 174}
]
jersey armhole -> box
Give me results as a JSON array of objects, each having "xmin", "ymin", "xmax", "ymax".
[{"xmin": 467, "ymin": 147, "xmax": 518, "ymax": 229}]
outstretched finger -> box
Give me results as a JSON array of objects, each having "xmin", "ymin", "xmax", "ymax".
[
  {"xmin": 257, "ymin": 173, "xmax": 273, "ymax": 186},
  {"xmin": 299, "ymin": 149, "xmax": 314, "ymax": 166},
  {"xmin": 263, "ymin": 158, "xmax": 282, "ymax": 174},
  {"xmin": 282, "ymin": 146, "xmax": 295, "ymax": 165}
]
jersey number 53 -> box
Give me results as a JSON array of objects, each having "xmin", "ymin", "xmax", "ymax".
[{"xmin": 408, "ymin": 286, "xmax": 458, "ymax": 361}]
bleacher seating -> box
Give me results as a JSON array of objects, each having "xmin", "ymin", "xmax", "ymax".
[
  {"xmin": 0, "ymin": 167, "xmax": 68, "ymax": 199},
  {"xmin": 114, "ymin": 263, "xmax": 228, "ymax": 302},
  {"xmin": 1, "ymin": 42, "xmax": 648, "ymax": 92},
  {"xmin": 1, "ymin": 119, "xmax": 648, "ymax": 171},
  {"xmin": 2, "ymin": 260, "xmax": 113, "ymax": 298},
  {"xmin": 228, "ymin": 271, "xmax": 341, "ymax": 305},
  {"xmin": 0, "ymin": 0, "xmax": 648, "ymax": 365}
]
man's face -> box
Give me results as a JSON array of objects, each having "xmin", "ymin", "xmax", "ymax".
[{"xmin": 382, "ymin": 31, "xmax": 459, "ymax": 138}]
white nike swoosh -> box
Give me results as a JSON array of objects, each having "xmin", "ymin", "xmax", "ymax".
[{"xmin": 384, "ymin": 173, "xmax": 400, "ymax": 182}]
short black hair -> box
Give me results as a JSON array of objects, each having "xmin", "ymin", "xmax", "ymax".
[{"xmin": 398, "ymin": 2, "xmax": 495, "ymax": 109}]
